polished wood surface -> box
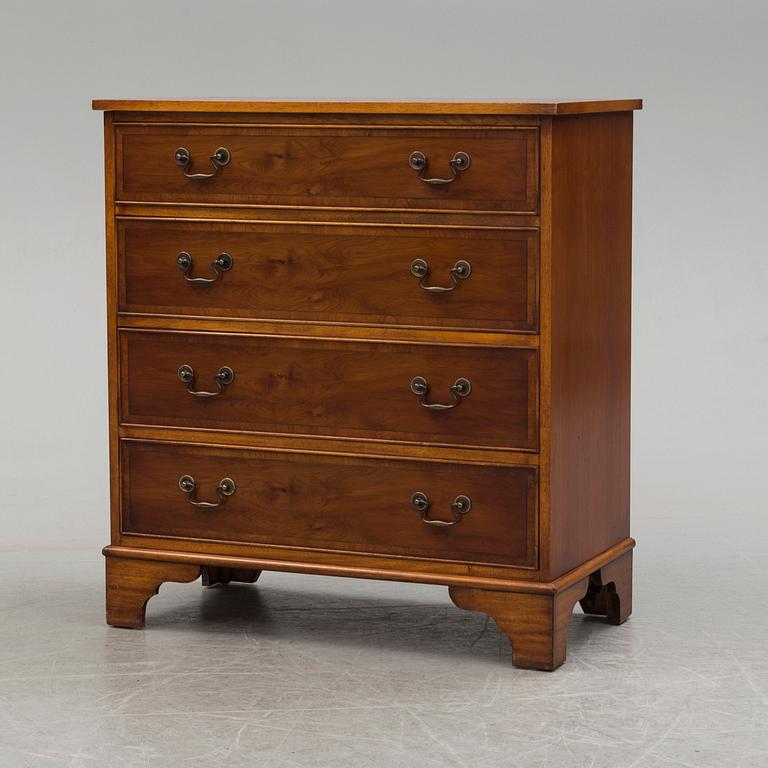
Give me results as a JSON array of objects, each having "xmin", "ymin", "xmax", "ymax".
[
  {"xmin": 118, "ymin": 424, "xmax": 540, "ymax": 468},
  {"xmin": 118, "ymin": 314, "xmax": 541, "ymax": 348},
  {"xmin": 450, "ymin": 579, "xmax": 587, "ymax": 670},
  {"xmin": 546, "ymin": 112, "xmax": 633, "ymax": 578},
  {"xmin": 105, "ymin": 556, "xmax": 201, "ymax": 628},
  {"xmin": 121, "ymin": 440, "xmax": 537, "ymax": 567},
  {"xmin": 115, "ymin": 202, "xmax": 541, "ymax": 229},
  {"xmin": 107, "ymin": 536, "xmax": 634, "ymax": 669},
  {"xmin": 119, "ymin": 219, "xmax": 538, "ymax": 332},
  {"xmin": 94, "ymin": 98, "xmax": 643, "ymax": 115},
  {"xmin": 119, "ymin": 330, "xmax": 538, "ymax": 449},
  {"xmin": 450, "ymin": 545, "xmax": 632, "ymax": 670},
  {"xmin": 98, "ymin": 100, "xmax": 637, "ymax": 670},
  {"xmin": 104, "ymin": 112, "xmax": 122, "ymax": 545},
  {"xmin": 116, "ymin": 124, "xmax": 538, "ymax": 212},
  {"xmin": 105, "ymin": 537, "xmax": 634, "ymax": 594}
]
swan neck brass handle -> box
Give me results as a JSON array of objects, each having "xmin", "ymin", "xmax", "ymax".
[
  {"xmin": 410, "ymin": 376, "xmax": 471, "ymax": 410},
  {"xmin": 178, "ymin": 364, "xmax": 235, "ymax": 398},
  {"xmin": 408, "ymin": 150, "xmax": 470, "ymax": 185},
  {"xmin": 178, "ymin": 475, "xmax": 236, "ymax": 508},
  {"xmin": 411, "ymin": 492, "xmax": 472, "ymax": 527},
  {"xmin": 174, "ymin": 146, "xmax": 231, "ymax": 179},
  {"xmin": 410, "ymin": 258, "xmax": 471, "ymax": 292},
  {"xmin": 176, "ymin": 251, "xmax": 233, "ymax": 284}
]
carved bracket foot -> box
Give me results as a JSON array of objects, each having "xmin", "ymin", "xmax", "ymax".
[
  {"xmin": 449, "ymin": 548, "xmax": 633, "ymax": 670},
  {"xmin": 202, "ymin": 566, "xmax": 262, "ymax": 587},
  {"xmin": 579, "ymin": 549, "xmax": 633, "ymax": 625},
  {"xmin": 105, "ymin": 556, "xmax": 202, "ymax": 629},
  {"xmin": 449, "ymin": 580, "xmax": 589, "ymax": 671}
]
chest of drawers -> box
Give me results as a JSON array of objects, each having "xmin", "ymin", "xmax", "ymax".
[{"xmin": 95, "ymin": 98, "xmax": 640, "ymax": 670}]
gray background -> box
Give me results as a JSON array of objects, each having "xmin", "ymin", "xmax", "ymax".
[{"xmin": 1, "ymin": 0, "xmax": 766, "ymax": 549}]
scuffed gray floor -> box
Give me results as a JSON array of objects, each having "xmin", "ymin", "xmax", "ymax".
[{"xmin": 1, "ymin": 514, "xmax": 766, "ymax": 767}]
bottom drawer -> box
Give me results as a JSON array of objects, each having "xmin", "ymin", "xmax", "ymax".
[{"xmin": 121, "ymin": 441, "xmax": 537, "ymax": 568}]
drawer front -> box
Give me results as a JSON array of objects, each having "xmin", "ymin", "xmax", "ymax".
[
  {"xmin": 116, "ymin": 124, "xmax": 539, "ymax": 212},
  {"xmin": 120, "ymin": 331, "xmax": 538, "ymax": 450},
  {"xmin": 122, "ymin": 441, "xmax": 537, "ymax": 567},
  {"xmin": 119, "ymin": 219, "xmax": 539, "ymax": 332}
]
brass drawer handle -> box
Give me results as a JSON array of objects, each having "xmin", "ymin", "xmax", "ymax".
[
  {"xmin": 411, "ymin": 492, "xmax": 472, "ymax": 527},
  {"xmin": 174, "ymin": 146, "xmax": 231, "ymax": 179},
  {"xmin": 410, "ymin": 376, "xmax": 471, "ymax": 410},
  {"xmin": 178, "ymin": 364, "xmax": 234, "ymax": 398},
  {"xmin": 410, "ymin": 258, "xmax": 471, "ymax": 292},
  {"xmin": 408, "ymin": 150, "xmax": 470, "ymax": 185},
  {"xmin": 178, "ymin": 475, "xmax": 236, "ymax": 508},
  {"xmin": 176, "ymin": 251, "xmax": 233, "ymax": 284}
]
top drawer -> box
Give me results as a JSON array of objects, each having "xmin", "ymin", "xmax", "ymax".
[{"xmin": 115, "ymin": 124, "xmax": 539, "ymax": 213}]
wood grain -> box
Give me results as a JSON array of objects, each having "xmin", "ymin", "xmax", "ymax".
[
  {"xmin": 93, "ymin": 98, "xmax": 643, "ymax": 115},
  {"xmin": 105, "ymin": 537, "xmax": 634, "ymax": 594},
  {"xmin": 117, "ymin": 314, "xmax": 541, "ymax": 348},
  {"xmin": 105, "ymin": 556, "xmax": 201, "ymax": 628},
  {"xmin": 121, "ymin": 440, "xmax": 538, "ymax": 567},
  {"xmin": 103, "ymin": 113, "xmax": 122, "ymax": 544},
  {"xmin": 118, "ymin": 218, "xmax": 538, "ymax": 332},
  {"xmin": 536, "ymin": 117, "xmax": 554, "ymax": 580},
  {"xmin": 114, "ymin": 201, "xmax": 541, "ymax": 228},
  {"xmin": 546, "ymin": 112, "xmax": 634, "ymax": 578},
  {"xmin": 117, "ymin": 424, "xmax": 541, "ymax": 467},
  {"xmin": 119, "ymin": 329, "xmax": 539, "ymax": 450},
  {"xmin": 115, "ymin": 124, "xmax": 538, "ymax": 212},
  {"xmin": 450, "ymin": 578, "xmax": 589, "ymax": 670}
]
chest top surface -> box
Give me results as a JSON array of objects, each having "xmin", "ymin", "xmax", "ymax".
[{"xmin": 92, "ymin": 98, "xmax": 642, "ymax": 115}]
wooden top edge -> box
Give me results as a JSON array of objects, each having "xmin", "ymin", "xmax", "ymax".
[{"xmin": 92, "ymin": 98, "xmax": 643, "ymax": 115}]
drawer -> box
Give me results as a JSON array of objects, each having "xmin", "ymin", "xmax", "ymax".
[
  {"xmin": 120, "ymin": 331, "xmax": 539, "ymax": 451},
  {"xmin": 115, "ymin": 124, "xmax": 539, "ymax": 213},
  {"xmin": 118, "ymin": 219, "xmax": 539, "ymax": 332},
  {"xmin": 122, "ymin": 441, "xmax": 538, "ymax": 567}
]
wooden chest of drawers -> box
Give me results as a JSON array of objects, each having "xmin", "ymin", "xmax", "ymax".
[{"xmin": 95, "ymin": 98, "xmax": 640, "ymax": 670}]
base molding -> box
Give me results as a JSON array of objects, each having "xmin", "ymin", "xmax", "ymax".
[
  {"xmin": 103, "ymin": 539, "xmax": 634, "ymax": 669},
  {"xmin": 103, "ymin": 537, "xmax": 634, "ymax": 594}
]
